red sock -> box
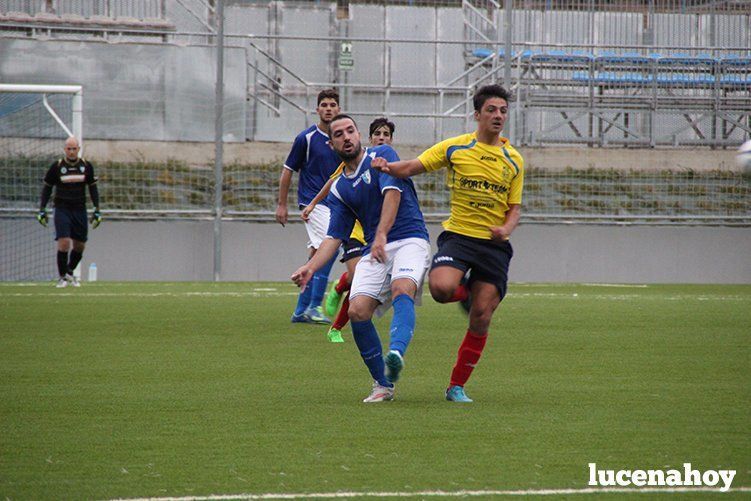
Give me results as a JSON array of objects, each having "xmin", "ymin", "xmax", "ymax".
[
  {"xmin": 332, "ymin": 294, "xmax": 350, "ymax": 330},
  {"xmin": 448, "ymin": 283, "xmax": 469, "ymax": 303},
  {"xmin": 449, "ymin": 329, "xmax": 487, "ymax": 387},
  {"xmin": 335, "ymin": 272, "xmax": 350, "ymax": 295}
]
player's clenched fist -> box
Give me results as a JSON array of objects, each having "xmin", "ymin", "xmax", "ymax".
[
  {"xmin": 370, "ymin": 156, "xmax": 390, "ymax": 173},
  {"xmin": 291, "ymin": 265, "xmax": 313, "ymax": 289}
]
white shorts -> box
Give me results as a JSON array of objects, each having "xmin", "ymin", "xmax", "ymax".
[
  {"xmin": 350, "ymin": 237, "xmax": 431, "ymax": 315},
  {"xmin": 303, "ymin": 204, "xmax": 331, "ymax": 249}
]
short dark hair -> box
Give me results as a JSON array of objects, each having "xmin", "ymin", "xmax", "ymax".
[
  {"xmin": 330, "ymin": 113, "xmax": 358, "ymax": 130},
  {"xmin": 317, "ymin": 88, "xmax": 340, "ymax": 106},
  {"xmin": 368, "ymin": 117, "xmax": 395, "ymax": 138},
  {"xmin": 473, "ymin": 84, "xmax": 511, "ymax": 112}
]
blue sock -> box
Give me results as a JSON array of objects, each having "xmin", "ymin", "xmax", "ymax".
[
  {"xmin": 308, "ymin": 251, "xmax": 337, "ymax": 309},
  {"xmin": 293, "ymin": 280, "xmax": 313, "ymax": 316},
  {"xmin": 389, "ymin": 294, "xmax": 416, "ymax": 356},
  {"xmin": 351, "ymin": 319, "xmax": 391, "ymax": 388}
]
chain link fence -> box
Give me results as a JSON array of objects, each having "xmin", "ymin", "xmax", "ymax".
[{"xmin": 1, "ymin": 0, "xmax": 749, "ymax": 225}]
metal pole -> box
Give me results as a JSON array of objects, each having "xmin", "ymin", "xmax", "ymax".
[
  {"xmin": 213, "ymin": 0, "xmax": 225, "ymax": 282},
  {"xmin": 503, "ymin": 0, "xmax": 513, "ymax": 143},
  {"xmin": 503, "ymin": 0, "xmax": 512, "ymax": 87},
  {"xmin": 72, "ymin": 88, "xmax": 83, "ymax": 144}
]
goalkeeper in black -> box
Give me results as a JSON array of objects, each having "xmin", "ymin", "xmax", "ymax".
[{"xmin": 37, "ymin": 136, "xmax": 101, "ymax": 287}]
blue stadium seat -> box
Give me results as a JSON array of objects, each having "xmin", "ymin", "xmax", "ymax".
[
  {"xmin": 598, "ymin": 72, "xmax": 652, "ymax": 84},
  {"xmin": 519, "ymin": 49, "xmax": 540, "ymax": 60},
  {"xmin": 532, "ymin": 49, "xmax": 593, "ymax": 63},
  {"xmin": 657, "ymin": 53, "xmax": 717, "ymax": 65},
  {"xmin": 655, "ymin": 74, "xmax": 715, "ymax": 86},
  {"xmin": 471, "ymin": 48, "xmax": 517, "ymax": 59},
  {"xmin": 720, "ymin": 54, "xmax": 751, "ymax": 67},
  {"xmin": 573, "ymin": 72, "xmax": 653, "ymax": 85},
  {"xmin": 719, "ymin": 75, "xmax": 751, "ymax": 88},
  {"xmin": 596, "ymin": 51, "xmax": 655, "ymax": 64},
  {"xmin": 472, "ymin": 48, "xmax": 493, "ymax": 59}
]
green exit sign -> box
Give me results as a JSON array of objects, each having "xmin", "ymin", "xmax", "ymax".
[{"xmin": 339, "ymin": 42, "xmax": 354, "ymax": 71}]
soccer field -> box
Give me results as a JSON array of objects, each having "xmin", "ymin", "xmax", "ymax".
[{"xmin": 1, "ymin": 282, "xmax": 749, "ymax": 500}]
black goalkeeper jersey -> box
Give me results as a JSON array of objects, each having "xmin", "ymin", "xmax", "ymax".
[{"xmin": 43, "ymin": 158, "xmax": 98, "ymax": 209}]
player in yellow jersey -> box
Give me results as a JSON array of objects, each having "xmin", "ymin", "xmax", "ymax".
[
  {"xmin": 372, "ymin": 85, "xmax": 523, "ymax": 402},
  {"xmin": 302, "ymin": 117, "xmax": 396, "ymax": 343}
]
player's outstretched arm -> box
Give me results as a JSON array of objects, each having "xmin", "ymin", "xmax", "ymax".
[
  {"xmin": 371, "ymin": 157, "xmax": 426, "ymax": 178},
  {"xmin": 276, "ymin": 168, "xmax": 293, "ymax": 226},
  {"xmin": 301, "ymin": 176, "xmax": 336, "ymax": 221},
  {"xmin": 291, "ymin": 237, "xmax": 342, "ymax": 288}
]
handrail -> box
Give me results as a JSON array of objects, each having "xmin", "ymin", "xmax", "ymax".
[
  {"xmin": 247, "ymin": 41, "xmax": 309, "ymax": 88},
  {"xmin": 461, "ymin": 1, "xmax": 496, "ymax": 28},
  {"xmin": 173, "ymin": 0, "xmax": 214, "ymax": 33}
]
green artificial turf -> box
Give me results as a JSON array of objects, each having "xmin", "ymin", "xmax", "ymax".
[{"xmin": 0, "ymin": 282, "xmax": 749, "ymax": 500}]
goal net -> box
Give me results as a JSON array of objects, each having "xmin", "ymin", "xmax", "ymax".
[{"xmin": 0, "ymin": 84, "xmax": 83, "ymax": 281}]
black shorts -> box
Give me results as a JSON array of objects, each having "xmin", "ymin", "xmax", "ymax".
[
  {"xmin": 430, "ymin": 230, "xmax": 513, "ymax": 299},
  {"xmin": 54, "ymin": 206, "xmax": 88, "ymax": 242},
  {"xmin": 340, "ymin": 238, "xmax": 365, "ymax": 263}
]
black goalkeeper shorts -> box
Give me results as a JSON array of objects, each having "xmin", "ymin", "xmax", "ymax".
[{"xmin": 54, "ymin": 206, "xmax": 88, "ymax": 242}]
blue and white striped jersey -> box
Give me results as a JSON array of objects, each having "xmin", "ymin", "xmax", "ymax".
[
  {"xmin": 325, "ymin": 145, "xmax": 429, "ymax": 254},
  {"xmin": 284, "ymin": 125, "xmax": 341, "ymax": 207}
]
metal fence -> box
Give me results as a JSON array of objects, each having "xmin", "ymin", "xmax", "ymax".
[
  {"xmin": 1, "ymin": 0, "xmax": 750, "ymax": 283},
  {"xmin": 2, "ymin": 1, "xmax": 749, "ymax": 147},
  {"xmin": 0, "ymin": 0, "xmax": 749, "ymax": 225},
  {"xmin": 2, "ymin": 0, "xmax": 165, "ymax": 19}
]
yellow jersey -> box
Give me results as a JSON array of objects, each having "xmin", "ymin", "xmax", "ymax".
[
  {"xmin": 330, "ymin": 163, "xmax": 366, "ymax": 244},
  {"xmin": 418, "ymin": 132, "xmax": 523, "ymax": 240}
]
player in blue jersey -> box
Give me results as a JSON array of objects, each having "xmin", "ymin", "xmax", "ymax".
[
  {"xmin": 291, "ymin": 114, "xmax": 430, "ymax": 403},
  {"xmin": 301, "ymin": 117, "xmax": 397, "ymax": 344},
  {"xmin": 277, "ymin": 89, "xmax": 342, "ymax": 324}
]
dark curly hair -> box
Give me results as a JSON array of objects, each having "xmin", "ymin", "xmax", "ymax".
[
  {"xmin": 473, "ymin": 84, "xmax": 511, "ymax": 112},
  {"xmin": 368, "ymin": 117, "xmax": 395, "ymax": 138},
  {"xmin": 317, "ymin": 88, "xmax": 340, "ymax": 106}
]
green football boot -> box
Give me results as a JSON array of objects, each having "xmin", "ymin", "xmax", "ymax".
[
  {"xmin": 324, "ymin": 282, "xmax": 342, "ymax": 317},
  {"xmin": 327, "ymin": 327, "xmax": 344, "ymax": 343}
]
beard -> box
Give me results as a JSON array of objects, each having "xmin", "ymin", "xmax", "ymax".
[{"xmin": 335, "ymin": 142, "xmax": 361, "ymax": 160}]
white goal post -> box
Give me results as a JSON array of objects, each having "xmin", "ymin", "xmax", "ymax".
[
  {"xmin": 0, "ymin": 84, "xmax": 84, "ymax": 281},
  {"xmin": 0, "ymin": 83, "xmax": 83, "ymax": 145}
]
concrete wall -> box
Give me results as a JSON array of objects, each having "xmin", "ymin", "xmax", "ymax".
[
  {"xmin": 5, "ymin": 219, "xmax": 745, "ymax": 284},
  {"xmin": 0, "ymin": 39, "xmax": 248, "ymax": 142}
]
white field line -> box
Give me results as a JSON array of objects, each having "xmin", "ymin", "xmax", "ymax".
[
  {"xmin": 0, "ymin": 290, "xmax": 748, "ymax": 302},
  {"xmin": 108, "ymin": 486, "xmax": 751, "ymax": 500},
  {"xmin": 580, "ymin": 283, "xmax": 650, "ymax": 288},
  {"xmin": 0, "ymin": 291, "xmax": 299, "ymax": 298}
]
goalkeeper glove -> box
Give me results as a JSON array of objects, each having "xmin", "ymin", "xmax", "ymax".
[
  {"xmin": 37, "ymin": 209, "xmax": 48, "ymax": 227},
  {"xmin": 91, "ymin": 209, "xmax": 102, "ymax": 229}
]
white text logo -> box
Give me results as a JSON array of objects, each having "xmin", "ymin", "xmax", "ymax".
[{"xmin": 588, "ymin": 463, "xmax": 735, "ymax": 492}]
